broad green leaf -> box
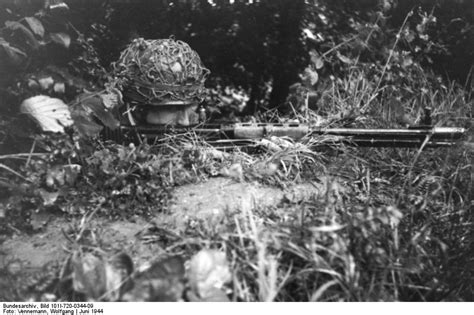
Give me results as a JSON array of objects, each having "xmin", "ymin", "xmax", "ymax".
[
  {"xmin": 38, "ymin": 76, "xmax": 54, "ymax": 90},
  {"xmin": 405, "ymin": 30, "xmax": 415, "ymax": 43},
  {"xmin": 121, "ymin": 256, "xmax": 185, "ymax": 301},
  {"xmin": 46, "ymin": 164, "xmax": 82, "ymax": 187},
  {"xmin": 50, "ymin": 32, "xmax": 71, "ymax": 48},
  {"xmin": 314, "ymin": 57, "xmax": 324, "ymax": 69},
  {"xmin": 301, "ymin": 66, "xmax": 319, "ymax": 86},
  {"xmin": 77, "ymin": 93, "xmax": 120, "ymax": 129},
  {"xmin": 38, "ymin": 189, "xmax": 59, "ymax": 206},
  {"xmin": 104, "ymin": 253, "xmax": 134, "ymax": 301},
  {"xmin": 0, "ymin": 39, "xmax": 27, "ymax": 66},
  {"xmin": 48, "ymin": 1, "xmax": 70, "ymax": 12},
  {"xmin": 25, "ymin": 17, "xmax": 45, "ymax": 38},
  {"xmin": 402, "ymin": 56, "xmax": 413, "ymax": 68},
  {"xmin": 336, "ymin": 51, "xmax": 353, "ymax": 64},
  {"xmin": 5, "ymin": 20, "xmax": 40, "ymax": 49},
  {"xmin": 302, "ymin": 28, "xmax": 317, "ymax": 40},
  {"xmin": 20, "ymin": 95, "xmax": 73, "ymax": 133},
  {"xmin": 310, "ymin": 50, "xmax": 324, "ymax": 69},
  {"xmin": 71, "ymin": 110, "xmax": 103, "ymax": 137},
  {"xmin": 72, "ymin": 252, "xmax": 107, "ymax": 300},
  {"xmin": 54, "ymin": 82, "xmax": 66, "ymax": 93},
  {"xmin": 187, "ymin": 249, "xmax": 232, "ymax": 300}
]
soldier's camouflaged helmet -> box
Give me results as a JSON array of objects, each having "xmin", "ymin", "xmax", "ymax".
[{"xmin": 113, "ymin": 37, "xmax": 210, "ymax": 106}]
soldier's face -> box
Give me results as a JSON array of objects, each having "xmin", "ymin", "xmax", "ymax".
[{"xmin": 145, "ymin": 104, "xmax": 198, "ymax": 126}]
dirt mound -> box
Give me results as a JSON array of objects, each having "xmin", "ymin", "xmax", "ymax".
[
  {"xmin": 1, "ymin": 178, "xmax": 325, "ymax": 272},
  {"xmin": 158, "ymin": 177, "xmax": 323, "ymax": 230}
]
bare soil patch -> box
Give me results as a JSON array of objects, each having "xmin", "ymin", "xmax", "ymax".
[{"xmin": 1, "ymin": 177, "xmax": 324, "ymax": 287}]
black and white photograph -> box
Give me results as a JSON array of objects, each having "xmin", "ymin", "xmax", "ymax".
[{"xmin": 0, "ymin": 0, "xmax": 472, "ymax": 306}]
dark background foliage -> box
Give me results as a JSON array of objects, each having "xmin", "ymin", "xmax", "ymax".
[
  {"xmin": 67, "ymin": 0, "xmax": 473, "ymax": 111},
  {"xmin": 0, "ymin": 0, "xmax": 472, "ymax": 123}
]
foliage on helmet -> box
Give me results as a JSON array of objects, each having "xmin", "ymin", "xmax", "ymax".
[{"xmin": 112, "ymin": 37, "xmax": 210, "ymax": 105}]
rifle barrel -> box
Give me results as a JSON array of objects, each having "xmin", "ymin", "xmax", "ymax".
[
  {"xmin": 315, "ymin": 127, "xmax": 464, "ymax": 137},
  {"xmin": 105, "ymin": 123, "xmax": 466, "ymax": 148},
  {"xmin": 314, "ymin": 127, "xmax": 465, "ymax": 141}
]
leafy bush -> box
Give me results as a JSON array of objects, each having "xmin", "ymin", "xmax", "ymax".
[{"xmin": 0, "ymin": 0, "xmax": 106, "ymax": 128}]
